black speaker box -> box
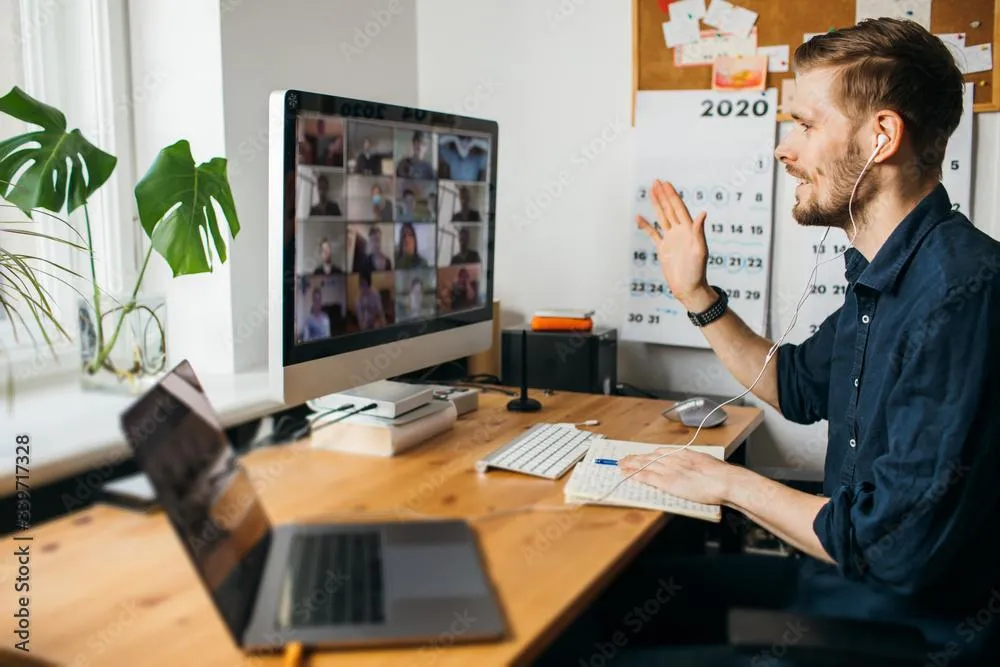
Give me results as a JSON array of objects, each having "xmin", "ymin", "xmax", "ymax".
[{"xmin": 501, "ymin": 327, "xmax": 618, "ymax": 395}]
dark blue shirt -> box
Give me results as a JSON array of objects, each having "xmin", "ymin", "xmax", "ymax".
[{"xmin": 777, "ymin": 184, "xmax": 1000, "ymax": 655}]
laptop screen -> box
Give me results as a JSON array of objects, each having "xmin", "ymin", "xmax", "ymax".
[{"xmin": 119, "ymin": 360, "xmax": 272, "ymax": 643}]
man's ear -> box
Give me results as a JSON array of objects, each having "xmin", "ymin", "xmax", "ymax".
[{"xmin": 872, "ymin": 110, "xmax": 904, "ymax": 162}]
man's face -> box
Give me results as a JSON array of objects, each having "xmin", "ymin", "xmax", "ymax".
[
  {"xmin": 413, "ymin": 135, "xmax": 427, "ymax": 159},
  {"xmin": 459, "ymin": 228, "xmax": 469, "ymax": 250},
  {"xmin": 775, "ymin": 68, "xmax": 876, "ymax": 229},
  {"xmin": 404, "ymin": 192, "xmax": 415, "ymax": 209},
  {"xmin": 459, "ymin": 188, "xmax": 470, "ymax": 209},
  {"xmin": 312, "ymin": 290, "xmax": 322, "ymax": 309},
  {"xmin": 317, "ymin": 177, "xmax": 328, "ymax": 198},
  {"xmin": 363, "ymin": 138, "xmax": 371, "ymax": 153},
  {"xmin": 320, "ymin": 241, "xmax": 331, "ymax": 263}
]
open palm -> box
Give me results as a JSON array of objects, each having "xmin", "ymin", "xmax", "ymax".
[{"xmin": 636, "ymin": 180, "xmax": 709, "ymax": 307}]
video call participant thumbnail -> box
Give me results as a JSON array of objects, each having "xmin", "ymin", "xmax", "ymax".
[
  {"xmin": 347, "ymin": 176, "xmax": 394, "ymax": 221},
  {"xmin": 349, "ymin": 122, "xmax": 394, "ymax": 176},
  {"xmin": 349, "ymin": 223, "xmax": 394, "ymax": 273},
  {"xmin": 438, "ymin": 264, "xmax": 482, "ymax": 313},
  {"xmin": 349, "ymin": 269, "xmax": 394, "ymax": 330},
  {"xmin": 396, "ymin": 130, "xmax": 436, "ymax": 180},
  {"xmin": 437, "ymin": 134, "xmax": 488, "ymax": 182},
  {"xmin": 396, "ymin": 268, "xmax": 436, "ymax": 322},
  {"xmin": 297, "ymin": 275, "xmax": 347, "ymax": 343},
  {"xmin": 396, "ymin": 178, "xmax": 436, "ymax": 222},
  {"xmin": 396, "ymin": 222, "xmax": 434, "ymax": 269},
  {"xmin": 309, "ymin": 172, "xmax": 343, "ymax": 217},
  {"xmin": 450, "ymin": 227, "xmax": 481, "ymax": 265},
  {"xmin": 300, "ymin": 117, "xmax": 344, "ymax": 168}
]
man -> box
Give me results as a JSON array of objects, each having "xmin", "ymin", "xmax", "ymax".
[
  {"xmin": 581, "ymin": 18, "xmax": 1000, "ymax": 666},
  {"xmin": 449, "ymin": 268, "xmax": 477, "ymax": 311},
  {"xmin": 354, "ymin": 137, "xmax": 381, "ymax": 175},
  {"xmin": 365, "ymin": 225, "xmax": 392, "ymax": 271},
  {"xmin": 312, "ymin": 238, "xmax": 342, "ymax": 275},
  {"xmin": 370, "ymin": 183, "xmax": 393, "ymax": 222},
  {"xmin": 438, "ymin": 134, "xmax": 488, "ymax": 181},
  {"xmin": 397, "ymin": 188, "xmax": 418, "ymax": 222},
  {"xmin": 396, "ymin": 130, "xmax": 435, "ymax": 180},
  {"xmin": 355, "ymin": 270, "xmax": 386, "ymax": 330},
  {"xmin": 309, "ymin": 174, "xmax": 341, "ymax": 217},
  {"xmin": 451, "ymin": 186, "xmax": 482, "ymax": 222},
  {"xmin": 450, "ymin": 227, "xmax": 480, "ymax": 265},
  {"xmin": 302, "ymin": 287, "xmax": 331, "ymax": 341}
]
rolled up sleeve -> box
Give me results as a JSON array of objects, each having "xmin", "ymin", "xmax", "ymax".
[
  {"xmin": 776, "ymin": 307, "xmax": 841, "ymax": 424},
  {"xmin": 813, "ymin": 289, "xmax": 997, "ymax": 593}
]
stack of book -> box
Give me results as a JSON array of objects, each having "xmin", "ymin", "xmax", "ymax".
[
  {"xmin": 530, "ymin": 308, "xmax": 594, "ymax": 332},
  {"xmin": 308, "ymin": 380, "xmax": 458, "ymax": 457}
]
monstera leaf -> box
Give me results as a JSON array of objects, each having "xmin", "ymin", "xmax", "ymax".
[
  {"xmin": 0, "ymin": 86, "xmax": 117, "ymax": 216},
  {"xmin": 134, "ymin": 140, "xmax": 240, "ymax": 276}
]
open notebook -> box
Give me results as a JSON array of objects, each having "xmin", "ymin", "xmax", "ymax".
[{"xmin": 563, "ymin": 439, "xmax": 722, "ymax": 523}]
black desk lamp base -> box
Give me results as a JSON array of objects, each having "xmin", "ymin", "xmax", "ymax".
[{"xmin": 506, "ymin": 329, "xmax": 542, "ymax": 413}]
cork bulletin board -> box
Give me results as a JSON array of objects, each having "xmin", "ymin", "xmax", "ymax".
[{"xmin": 631, "ymin": 0, "xmax": 1000, "ymax": 122}]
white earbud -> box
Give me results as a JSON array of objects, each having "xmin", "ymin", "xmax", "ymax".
[{"xmin": 875, "ymin": 134, "xmax": 889, "ymax": 153}]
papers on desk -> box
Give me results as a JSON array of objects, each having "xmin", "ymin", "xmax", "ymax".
[{"xmin": 564, "ymin": 440, "xmax": 722, "ymax": 522}]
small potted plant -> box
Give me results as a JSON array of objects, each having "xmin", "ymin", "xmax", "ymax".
[{"xmin": 0, "ymin": 86, "xmax": 240, "ymax": 395}]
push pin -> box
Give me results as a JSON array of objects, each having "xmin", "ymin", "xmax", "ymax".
[{"xmin": 971, "ymin": 20, "xmax": 982, "ymax": 29}]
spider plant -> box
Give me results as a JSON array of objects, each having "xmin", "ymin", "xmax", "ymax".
[{"xmin": 0, "ymin": 85, "xmax": 240, "ymax": 398}]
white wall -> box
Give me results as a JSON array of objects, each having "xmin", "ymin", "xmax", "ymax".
[
  {"xmin": 220, "ymin": 0, "xmax": 419, "ymax": 373},
  {"xmin": 416, "ymin": 0, "xmax": 1000, "ymax": 477},
  {"xmin": 132, "ymin": 0, "xmax": 419, "ymax": 375}
]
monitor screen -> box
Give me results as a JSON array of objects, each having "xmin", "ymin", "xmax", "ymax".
[{"xmin": 277, "ymin": 91, "xmax": 497, "ymax": 368}]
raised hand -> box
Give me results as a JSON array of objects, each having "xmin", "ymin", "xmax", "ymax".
[{"xmin": 636, "ymin": 180, "xmax": 713, "ymax": 311}]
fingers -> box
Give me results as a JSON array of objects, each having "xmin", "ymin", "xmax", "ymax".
[
  {"xmin": 636, "ymin": 215, "xmax": 661, "ymax": 243},
  {"xmin": 651, "ymin": 180, "xmax": 674, "ymax": 231}
]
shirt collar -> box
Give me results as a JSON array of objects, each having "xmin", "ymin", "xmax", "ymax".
[{"xmin": 849, "ymin": 183, "xmax": 953, "ymax": 293}]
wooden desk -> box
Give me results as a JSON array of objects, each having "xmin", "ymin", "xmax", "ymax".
[{"xmin": 1, "ymin": 391, "xmax": 763, "ymax": 667}]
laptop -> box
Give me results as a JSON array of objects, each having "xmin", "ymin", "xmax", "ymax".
[{"xmin": 119, "ymin": 359, "xmax": 506, "ymax": 651}]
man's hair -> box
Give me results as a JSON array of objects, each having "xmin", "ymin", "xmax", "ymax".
[{"xmin": 793, "ymin": 18, "xmax": 964, "ymax": 179}]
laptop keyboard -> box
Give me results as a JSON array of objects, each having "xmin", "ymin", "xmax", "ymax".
[{"xmin": 287, "ymin": 531, "xmax": 385, "ymax": 627}]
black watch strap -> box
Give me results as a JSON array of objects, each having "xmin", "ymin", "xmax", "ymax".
[{"xmin": 687, "ymin": 286, "xmax": 728, "ymax": 327}]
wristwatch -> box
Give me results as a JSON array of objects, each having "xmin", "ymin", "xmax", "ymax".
[{"xmin": 687, "ymin": 286, "xmax": 728, "ymax": 327}]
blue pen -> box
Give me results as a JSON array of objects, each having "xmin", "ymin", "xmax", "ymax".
[{"xmin": 594, "ymin": 458, "xmax": 618, "ymax": 466}]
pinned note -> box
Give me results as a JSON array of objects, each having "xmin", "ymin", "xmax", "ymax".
[
  {"xmin": 676, "ymin": 29, "xmax": 757, "ymax": 67},
  {"xmin": 937, "ymin": 33, "xmax": 968, "ymax": 72},
  {"xmin": 703, "ymin": 0, "xmax": 733, "ymax": 29},
  {"xmin": 855, "ymin": 0, "xmax": 931, "ymax": 31},
  {"xmin": 963, "ymin": 43, "xmax": 994, "ymax": 74},
  {"xmin": 757, "ymin": 45, "xmax": 790, "ymax": 72},
  {"xmin": 669, "ymin": 0, "xmax": 707, "ymax": 23},
  {"xmin": 663, "ymin": 19, "xmax": 702, "ymax": 48},
  {"xmin": 712, "ymin": 55, "xmax": 768, "ymax": 91},
  {"xmin": 718, "ymin": 5, "xmax": 758, "ymax": 40}
]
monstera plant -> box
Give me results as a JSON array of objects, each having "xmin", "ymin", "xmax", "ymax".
[{"xmin": 0, "ymin": 85, "xmax": 240, "ymax": 393}]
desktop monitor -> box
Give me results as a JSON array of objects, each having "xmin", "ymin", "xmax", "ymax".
[{"xmin": 268, "ymin": 90, "xmax": 498, "ymax": 406}]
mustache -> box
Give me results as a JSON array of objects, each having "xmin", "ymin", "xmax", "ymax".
[{"xmin": 785, "ymin": 168, "xmax": 809, "ymax": 180}]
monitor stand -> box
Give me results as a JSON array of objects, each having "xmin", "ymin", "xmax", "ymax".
[{"xmin": 507, "ymin": 329, "xmax": 541, "ymax": 412}]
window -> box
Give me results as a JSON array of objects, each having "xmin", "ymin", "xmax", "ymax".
[{"xmin": 0, "ymin": 0, "xmax": 140, "ymax": 386}]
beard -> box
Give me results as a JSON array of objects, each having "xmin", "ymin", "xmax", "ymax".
[{"xmin": 792, "ymin": 139, "xmax": 877, "ymax": 231}]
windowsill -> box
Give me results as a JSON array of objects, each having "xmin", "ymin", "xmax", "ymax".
[{"xmin": 1, "ymin": 370, "xmax": 284, "ymax": 497}]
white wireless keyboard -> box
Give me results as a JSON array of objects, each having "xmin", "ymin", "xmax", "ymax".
[{"xmin": 475, "ymin": 423, "xmax": 604, "ymax": 479}]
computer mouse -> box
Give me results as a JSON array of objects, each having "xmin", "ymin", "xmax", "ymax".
[{"xmin": 662, "ymin": 397, "xmax": 728, "ymax": 428}]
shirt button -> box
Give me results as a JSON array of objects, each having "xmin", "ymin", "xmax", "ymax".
[
  {"xmin": 854, "ymin": 378, "xmax": 859, "ymax": 387},
  {"xmin": 861, "ymin": 314, "xmax": 871, "ymax": 324},
  {"xmin": 849, "ymin": 438, "xmax": 857, "ymax": 448}
]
